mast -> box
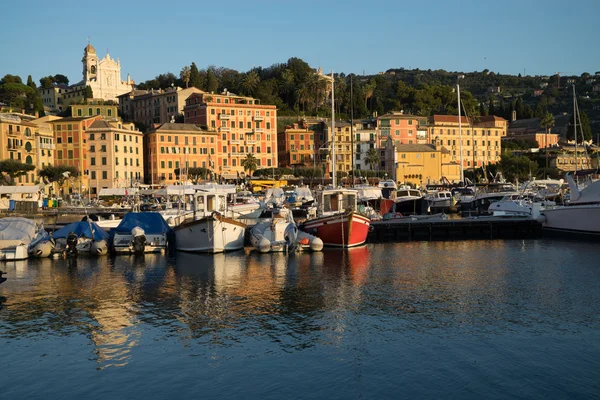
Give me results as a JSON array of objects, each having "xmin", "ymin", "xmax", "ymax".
[
  {"xmin": 457, "ymin": 80, "xmax": 464, "ymax": 184},
  {"xmin": 350, "ymin": 74, "xmax": 355, "ymax": 187},
  {"xmin": 573, "ymin": 85, "xmax": 578, "ymax": 175},
  {"xmin": 331, "ymin": 71, "xmax": 336, "ymax": 188}
]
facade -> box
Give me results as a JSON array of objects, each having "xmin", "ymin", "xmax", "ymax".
[
  {"xmin": 503, "ymin": 132, "xmax": 559, "ymax": 148},
  {"xmin": 71, "ymin": 103, "xmax": 118, "ymax": 119},
  {"xmin": 183, "ymin": 90, "xmax": 277, "ymax": 176},
  {"xmin": 427, "ymin": 115, "xmax": 507, "ymax": 169},
  {"xmin": 86, "ymin": 119, "xmax": 144, "ymax": 196},
  {"xmin": 0, "ymin": 112, "xmax": 51, "ymax": 185},
  {"xmin": 82, "ymin": 43, "xmax": 134, "ymax": 102},
  {"xmin": 352, "ymin": 119, "xmax": 378, "ymax": 171},
  {"xmin": 316, "ymin": 121, "xmax": 353, "ymax": 177},
  {"xmin": 278, "ymin": 120, "xmax": 317, "ymax": 168},
  {"xmin": 145, "ymin": 123, "xmax": 219, "ymax": 185},
  {"xmin": 384, "ymin": 141, "xmax": 460, "ymax": 187},
  {"xmin": 48, "ymin": 116, "xmax": 102, "ymax": 195},
  {"xmin": 377, "ymin": 112, "xmax": 428, "ymax": 146},
  {"xmin": 118, "ymin": 87, "xmax": 204, "ymax": 128}
]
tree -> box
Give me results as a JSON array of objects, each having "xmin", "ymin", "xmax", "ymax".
[
  {"xmin": 26, "ymin": 75, "xmax": 36, "ymax": 89},
  {"xmin": 364, "ymin": 148, "xmax": 380, "ymax": 171},
  {"xmin": 241, "ymin": 154, "xmax": 259, "ymax": 177},
  {"xmin": 0, "ymin": 159, "xmax": 35, "ymax": 185},
  {"xmin": 38, "ymin": 165, "xmax": 80, "ymax": 192},
  {"xmin": 53, "ymin": 74, "xmax": 69, "ymax": 85},
  {"xmin": 488, "ymin": 97, "xmax": 495, "ymax": 116},
  {"xmin": 39, "ymin": 76, "xmax": 54, "ymax": 89},
  {"xmin": 84, "ymin": 85, "xmax": 93, "ymax": 99},
  {"xmin": 205, "ymin": 66, "xmax": 219, "ymax": 93},
  {"xmin": 239, "ymin": 71, "xmax": 260, "ymax": 96},
  {"xmin": 540, "ymin": 112, "xmax": 555, "ymax": 169},
  {"xmin": 180, "ymin": 66, "xmax": 191, "ymax": 88},
  {"xmin": 189, "ymin": 62, "xmax": 201, "ymax": 89}
]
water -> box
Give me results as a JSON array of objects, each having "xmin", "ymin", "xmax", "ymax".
[{"xmin": 1, "ymin": 239, "xmax": 599, "ymax": 399}]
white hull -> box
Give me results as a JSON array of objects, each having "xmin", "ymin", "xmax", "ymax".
[
  {"xmin": 250, "ymin": 219, "xmax": 298, "ymax": 253},
  {"xmin": 175, "ymin": 214, "xmax": 246, "ymax": 253},
  {"xmin": 542, "ymin": 205, "xmax": 600, "ymax": 236},
  {"xmin": 0, "ymin": 245, "xmax": 29, "ymax": 261},
  {"xmin": 112, "ymin": 232, "xmax": 168, "ymax": 254}
]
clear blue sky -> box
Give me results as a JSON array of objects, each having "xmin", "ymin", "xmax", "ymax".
[{"xmin": 1, "ymin": 0, "xmax": 598, "ymax": 85}]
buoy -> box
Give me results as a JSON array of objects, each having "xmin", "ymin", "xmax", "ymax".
[
  {"xmin": 33, "ymin": 241, "xmax": 53, "ymax": 258},
  {"xmin": 310, "ymin": 237, "xmax": 324, "ymax": 252}
]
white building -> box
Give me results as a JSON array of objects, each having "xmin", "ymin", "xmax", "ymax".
[{"xmin": 82, "ymin": 43, "xmax": 134, "ymax": 102}]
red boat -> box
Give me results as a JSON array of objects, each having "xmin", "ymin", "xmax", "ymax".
[{"xmin": 301, "ymin": 188, "xmax": 371, "ymax": 247}]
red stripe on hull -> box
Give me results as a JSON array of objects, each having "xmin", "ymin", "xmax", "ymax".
[{"xmin": 302, "ymin": 212, "xmax": 370, "ymax": 247}]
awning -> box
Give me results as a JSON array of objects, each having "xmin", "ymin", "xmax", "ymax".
[{"xmin": 0, "ymin": 185, "xmax": 40, "ymax": 195}]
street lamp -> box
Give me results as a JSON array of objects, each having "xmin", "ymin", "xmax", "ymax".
[{"xmin": 457, "ymin": 75, "xmax": 465, "ymax": 185}]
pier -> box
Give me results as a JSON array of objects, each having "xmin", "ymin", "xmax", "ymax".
[{"xmin": 369, "ymin": 216, "xmax": 543, "ymax": 242}]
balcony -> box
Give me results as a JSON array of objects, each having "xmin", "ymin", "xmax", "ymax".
[
  {"xmin": 219, "ymin": 113, "xmax": 230, "ymax": 120},
  {"xmin": 253, "ymin": 115, "xmax": 264, "ymax": 121},
  {"xmin": 254, "ymin": 128, "xmax": 265, "ymax": 133},
  {"xmin": 7, "ymin": 129, "xmax": 18, "ymax": 136},
  {"xmin": 220, "ymin": 126, "xmax": 231, "ymax": 132},
  {"xmin": 245, "ymin": 139, "xmax": 256, "ymax": 145},
  {"xmin": 40, "ymin": 143, "xmax": 55, "ymax": 150}
]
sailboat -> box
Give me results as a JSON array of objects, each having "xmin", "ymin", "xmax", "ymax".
[
  {"xmin": 299, "ymin": 72, "xmax": 371, "ymax": 247},
  {"xmin": 540, "ymin": 85, "xmax": 600, "ymax": 237}
]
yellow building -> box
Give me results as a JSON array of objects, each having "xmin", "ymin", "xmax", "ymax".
[
  {"xmin": 71, "ymin": 102, "xmax": 119, "ymax": 119},
  {"xmin": 0, "ymin": 111, "xmax": 55, "ymax": 185},
  {"xmin": 278, "ymin": 120, "xmax": 317, "ymax": 167},
  {"xmin": 384, "ymin": 140, "xmax": 460, "ymax": 187},
  {"xmin": 86, "ymin": 119, "xmax": 144, "ymax": 196},
  {"xmin": 427, "ymin": 115, "xmax": 507, "ymax": 169},
  {"xmin": 145, "ymin": 123, "xmax": 219, "ymax": 185}
]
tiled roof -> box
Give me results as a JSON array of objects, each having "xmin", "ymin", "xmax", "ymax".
[
  {"xmin": 431, "ymin": 115, "xmax": 473, "ymax": 125},
  {"xmin": 393, "ymin": 142, "xmax": 437, "ymax": 152}
]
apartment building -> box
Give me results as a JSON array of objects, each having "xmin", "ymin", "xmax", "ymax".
[
  {"xmin": 427, "ymin": 115, "xmax": 507, "ymax": 168},
  {"xmin": 278, "ymin": 120, "xmax": 318, "ymax": 168},
  {"xmin": 145, "ymin": 123, "xmax": 219, "ymax": 185},
  {"xmin": 377, "ymin": 112, "xmax": 428, "ymax": 145},
  {"xmin": 0, "ymin": 112, "xmax": 54, "ymax": 185},
  {"xmin": 86, "ymin": 119, "xmax": 144, "ymax": 196},
  {"xmin": 71, "ymin": 102, "xmax": 118, "ymax": 119},
  {"xmin": 118, "ymin": 86, "xmax": 204, "ymax": 128},
  {"xmin": 183, "ymin": 90, "xmax": 277, "ymax": 176},
  {"xmin": 48, "ymin": 115, "xmax": 102, "ymax": 195}
]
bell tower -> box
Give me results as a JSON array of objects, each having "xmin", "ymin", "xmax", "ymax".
[{"xmin": 82, "ymin": 42, "xmax": 98, "ymax": 82}]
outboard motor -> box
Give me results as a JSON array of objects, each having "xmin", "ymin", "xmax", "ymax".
[
  {"xmin": 66, "ymin": 232, "xmax": 79, "ymax": 257},
  {"xmin": 0, "ymin": 270, "xmax": 6, "ymax": 285},
  {"xmin": 131, "ymin": 226, "xmax": 146, "ymax": 255}
]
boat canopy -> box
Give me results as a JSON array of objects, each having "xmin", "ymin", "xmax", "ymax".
[
  {"xmin": 53, "ymin": 221, "xmax": 110, "ymax": 241},
  {"xmin": 0, "ymin": 217, "xmax": 39, "ymax": 247},
  {"xmin": 112, "ymin": 212, "xmax": 173, "ymax": 234}
]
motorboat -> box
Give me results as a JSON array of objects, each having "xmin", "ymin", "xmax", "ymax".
[
  {"xmin": 284, "ymin": 185, "xmax": 317, "ymax": 222},
  {"xmin": 50, "ymin": 220, "xmax": 110, "ymax": 257},
  {"xmin": 425, "ymin": 190, "xmax": 453, "ymax": 213},
  {"xmin": 110, "ymin": 212, "xmax": 173, "ymax": 254},
  {"xmin": 300, "ymin": 187, "xmax": 371, "ymax": 248},
  {"xmin": 174, "ymin": 187, "xmax": 246, "ymax": 253},
  {"xmin": 378, "ymin": 179, "xmax": 398, "ymax": 200},
  {"xmin": 228, "ymin": 190, "xmax": 262, "ymax": 219},
  {"xmin": 540, "ymin": 173, "xmax": 600, "ymax": 236},
  {"xmin": 488, "ymin": 193, "xmax": 554, "ymax": 220},
  {"xmin": 383, "ymin": 187, "xmax": 428, "ymax": 216},
  {"xmin": 0, "ymin": 217, "xmax": 50, "ymax": 260},
  {"xmin": 250, "ymin": 208, "xmax": 300, "ymax": 253}
]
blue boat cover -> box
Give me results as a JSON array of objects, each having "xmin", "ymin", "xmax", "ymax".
[
  {"xmin": 112, "ymin": 212, "xmax": 172, "ymax": 234},
  {"xmin": 53, "ymin": 221, "xmax": 110, "ymax": 240}
]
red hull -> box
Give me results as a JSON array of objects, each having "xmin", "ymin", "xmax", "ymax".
[{"xmin": 302, "ymin": 211, "xmax": 371, "ymax": 247}]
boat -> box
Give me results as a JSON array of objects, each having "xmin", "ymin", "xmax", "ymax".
[
  {"xmin": 250, "ymin": 208, "xmax": 301, "ymax": 253},
  {"xmin": 173, "ymin": 187, "xmax": 246, "ymax": 253},
  {"xmin": 109, "ymin": 212, "xmax": 174, "ymax": 254},
  {"xmin": 301, "ymin": 187, "xmax": 371, "ymax": 248},
  {"xmin": 457, "ymin": 182, "xmax": 517, "ymax": 217},
  {"xmin": 50, "ymin": 220, "xmax": 110, "ymax": 257},
  {"xmin": 425, "ymin": 190, "xmax": 453, "ymax": 213},
  {"xmin": 540, "ymin": 173, "xmax": 600, "ymax": 236},
  {"xmin": 0, "ymin": 217, "xmax": 50, "ymax": 260},
  {"xmin": 382, "ymin": 187, "xmax": 428, "ymax": 216}
]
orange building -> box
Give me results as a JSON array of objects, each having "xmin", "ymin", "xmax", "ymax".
[
  {"xmin": 49, "ymin": 116, "xmax": 102, "ymax": 195},
  {"xmin": 278, "ymin": 120, "xmax": 317, "ymax": 168},
  {"xmin": 377, "ymin": 112, "xmax": 427, "ymax": 145},
  {"xmin": 183, "ymin": 90, "xmax": 277, "ymax": 176},
  {"xmin": 145, "ymin": 123, "xmax": 219, "ymax": 185}
]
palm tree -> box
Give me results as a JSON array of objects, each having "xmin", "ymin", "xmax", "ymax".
[
  {"xmin": 180, "ymin": 66, "xmax": 191, "ymax": 88},
  {"xmin": 239, "ymin": 71, "xmax": 260, "ymax": 96},
  {"xmin": 540, "ymin": 112, "xmax": 555, "ymax": 170},
  {"xmin": 241, "ymin": 154, "xmax": 259, "ymax": 178},
  {"xmin": 364, "ymin": 148, "xmax": 380, "ymax": 173}
]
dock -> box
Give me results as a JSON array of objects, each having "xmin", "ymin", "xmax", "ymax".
[{"xmin": 369, "ymin": 216, "xmax": 543, "ymax": 242}]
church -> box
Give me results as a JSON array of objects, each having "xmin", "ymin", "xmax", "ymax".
[{"xmin": 81, "ymin": 42, "xmax": 134, "ymax": 102}]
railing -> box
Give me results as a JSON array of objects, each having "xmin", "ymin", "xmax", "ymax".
[
  {"xmin": 254, "ymin": 128, "xmax": 264, "ymax": 133},
  {"xmin": 220, "ymin": 126, "xmax": 231, "ymax": 132},
  {"xmin": 253, "ymin": 115, "xmax": 264, "ymax": 121},
  {"xmin": 219, "ymin": 114, "xmax": 230, "ymax": 120}
]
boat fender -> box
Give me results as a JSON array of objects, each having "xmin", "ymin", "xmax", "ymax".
[
  {"xmin": 33, "ymin": 241, "xmax": 53, "ymax": 258},
  {"xmin": 310, "ymin": 237, "xmax": 324, "ymax": 252},
  {"xmin": 91, "ymin": 240, "xmax": 108, "ymax": 256},
  {"xmin": 257, "ymin": 236, "xmax": 271, "ymax": 253}
]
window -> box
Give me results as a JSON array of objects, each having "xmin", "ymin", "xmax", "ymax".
[
  {"xmin": 77, "ymin": 109, "xmax": 82, "ymax": 117},
  {"xmin": 102, "ymin": 171, "xmax": 107, "ymax": 179},
  {"xmin": 89, "ymin": 133, "xmax": 95, "ymax": 140},
  {"xmin": 91, "ymin": 171, "xmax": 96, "ymax": 179},
  {"xmin": 102, "ymin": 157, "xmax": 107, "ymax": 165}
]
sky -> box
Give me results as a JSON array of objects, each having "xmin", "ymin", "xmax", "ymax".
[{"xmin": 1, "ymin": 0, "xmax": 599, "ymax": 85}]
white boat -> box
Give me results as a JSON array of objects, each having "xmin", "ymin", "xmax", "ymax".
[
  {"xmin": 0, "ymin": 217, "xmax": 50, "ymax": 261},
  {"xmin": 541, "ymin": 173, "xmax": 600, "ymax": 236},
  {"xmin": 488, "ymin": 193, "xmax": 554, "ymax": 220},
  {"xmin": 425, "ymin": 190, "xmax": 453, "ymax": 212},
  {"xmin": 50, "ymin": 221, "xmax": 110, "ymax": 257},
  {"xmin": 250, "ymin": 208, "xmax": 323, "ymax": 253},
  {"xmin": 173, "ymin": 187, "xmax": 246, "ymax": 253},
  {"xmin": 228, "ymin": 190, "xmax": 262, "ymax": 219}
]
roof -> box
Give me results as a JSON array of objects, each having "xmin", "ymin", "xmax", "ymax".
[
  {"xmin": 378, "ymin": 112, "xmax": 421, "ymax": 119},
  {"xmin": 85, "ymin": 43, "xmax": 96, "ymax": 54},
  {"xmin": 431, "ymin": 115, "xmax": 473, "ymax": 125},
  {"xmin": 393, "ymin": 142, "xmax": 437, "ymax": 152},
  {"xmin": 87, "ymin": 120, "xmax": 112, "ymax": 130},
  {"xmin": 150, "ymin": 123, "xmax": 215, "ymax": 133},
  {"xmin": 478, "ymin": 115, "xmax": 506, "ymax": 122}
]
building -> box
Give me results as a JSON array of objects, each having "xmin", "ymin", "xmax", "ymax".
[
  {"xmin": 352, "ymin": 119, "xmax": 379, "ymax": 171},
  {"xmin": 48, "ymin": 115, "xmax": 102, "ymax": 196},
  {"xmin": 183, "ymin": 90, "xmax": 277, "ymax": 176},
  {"xmin": 86, "ymin": 119, "xmax": 144, "ymax": 196},
  {"xmin": 384, "ymin": 141, "xmax": 460, "ymax": 187},
  {"xmin": 278, "ymin": 120, "xmax": 317, "ymax": 168},
  {"xmin": 39, "ymin": 43, "xmax": 134, "ymax": 112},
  {"xmin": 503, "ymin": 132, "xmax": 559, "ymax": 148},
  {"xmin": 71, "ymin": 102, "xmax": 118, "ymax": 119},
  {"xmin": 377, "ymin": 112, "xmax": 427, "ymax": 146},
  {"xmin": 316, "ymin": 120, "xmax": 353, "ymax": 178},
  {"xmin": 118, "ymin": 86, "xmax": 204, "ymax": 128},
  {"xmin": 145, "ymin": 123, "xmax": 218, "ymax": 185},
  {"xmin": 427, "ymin": 115, "xmax": 507, "ymax": 169},
  {"xmin": 0, "ymin": 112, "xmax": 52, "ymax": 185}
]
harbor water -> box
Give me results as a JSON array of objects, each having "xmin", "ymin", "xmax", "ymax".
[{"xmin": 1, "ymin": 239, "xmax": 599, "ymax": 399}]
